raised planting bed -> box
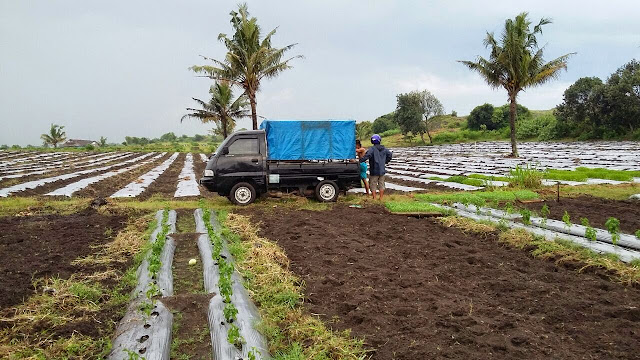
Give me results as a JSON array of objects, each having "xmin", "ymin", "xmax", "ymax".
[{"xmin": 108, "ymin": 209, "xmax": 177, "ymax": 360}]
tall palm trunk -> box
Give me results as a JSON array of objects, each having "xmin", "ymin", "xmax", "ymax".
[
  {"xmin": 248, "ymin": 92, "xmax": 258, "ymax": 130},
  {"xmin": 508, "ymin": 93, "xmax": 519, "ymax": 157},
  {"xmin": 222, "ymin": 116, "xmax": 228, "ymax": 139}
]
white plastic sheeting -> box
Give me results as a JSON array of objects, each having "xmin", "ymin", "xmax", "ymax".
[
  {"xmin": 439, "ymin": 203, "xmax": 640, "ymax": 263},
  {"xmin": 0, "ymin": 152, "xmax": 133, "ymax": 180},
  {"xmin": 200, "ymin": 153, "xmax": 209, "ymax": 162},
  {"xmin": 194, "ymin": 209, "xmax": 270, "ymax": 359},
  {"xmin": 111, "ymin": 153, "xmax": 179, "ymax": 198},
  {"xmin": 174, "ymin": 153, "xmax": 200, "ymax": 197},
  {"xmin": 108, "ymin": 210, "xmax": 177, "ymax": 360},
  {"xmin": 0, "ymin": 152, "xmax": 156, "ymax": 197},
  {"xmin": 46, "ymin": 153, "xmax": 165, "ymax": 197},
  {"xmin": 631, "ymin": 194, "xmax": 640, "ymax": 200}
]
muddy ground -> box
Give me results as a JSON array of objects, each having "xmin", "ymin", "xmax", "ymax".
[
  {"xmin": 0, "ymin": 209, "xmax": 127, "ymax": 309},
  {"xmin": 243, "ymin": 205, "xmax": 640, "ymax": 360},
  {"xmin": 520, "ymin": 196, "xmax": 640, "ymax": 234}
]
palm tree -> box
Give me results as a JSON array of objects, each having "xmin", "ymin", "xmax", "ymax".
[
  {"xmin": 459, "ymin": 12, "xmax": 574, "ymax": 157},
  {"xmin": 40, "ymin": 124, "xmax": 67, "ymax": 148},
  {"xmin": 181, "ymin": 81, "xmax": 249, "ymax": 139},
  {"xmin": 190, "ymin": 3, "xmax": 301, "ymax": 130}
]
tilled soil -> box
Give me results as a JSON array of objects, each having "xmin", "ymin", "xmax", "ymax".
[
  {"xmin": 0, "ymin": 209, "xmax": 127, "ymax": 309},
  {"xmin": 74, "ymin": 153, "xmax": 171, "ymax": 198},
  {"xmin": 242, "ymin": 205, "xmax": 640, "ymax": 360},
  {"xmin": 138, "ymin": 153, "xmax": 185, "ymax": 199},
  {"xmin": 161, "ymin": 209, "xmax": 213, "ymax": 358},
  {"xmin": 193, "ymin": 154, "xmax": 217, "ymax": 198},
  {"xmin": 519, "ymin": 196, "xmax": 640, "ymax": 234}
]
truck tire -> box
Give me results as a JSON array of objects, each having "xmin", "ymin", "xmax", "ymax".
[
  {"xmin": 315, "ymin": 180, "xmax": 339, "ymax": 202},
  {"xmin": 229, "ymin": 182, "xmax": 256, "ymax": 205}
]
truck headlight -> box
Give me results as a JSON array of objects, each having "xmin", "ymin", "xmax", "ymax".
[{"xmin": 204, "ymin": 169, "xmax": 214, "ymax": 177}]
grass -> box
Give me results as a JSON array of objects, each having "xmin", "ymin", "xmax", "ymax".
[
  {"xmin": 385, "ymin": 201, "xmax": 451, "ymax": 214},
  {"xmin": 468, "ymin": 174, "xmax": 509, "ymax": 182},
  {"xmin": 222, "ymin": 213, "xmax": 369, "ymax": 359},
  {"xmin": 0, "ymin": 212, "xmax": 155, "ymax": 359},
  {"xmin": 545, "ymin": 183, "xmax": 640, "ymax": 200},
  {"xmin": 0, "ymin": 197, "xmax": 90, "ymax": 216},
  {"xmin": 415, "ymin": 189, "xmax": 539, "ymax": 205},
  {"xmin": 507, "ymin": 165, "xmax": 544, "ymax": 189},
  {"xmin": 441, "ymin": 216, "xmax": 640, "ymax": 285},
  {"xmin": 544, "ymin": 167, "xmax": 640, "ymax": 182}
]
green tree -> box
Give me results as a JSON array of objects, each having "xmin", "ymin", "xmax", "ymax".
[
  {"xmin": 40, "ymin": 124, "xmax": 67, "ymax": 148},
  {"xmin": 356, "ymin": 121, "xmax": 373, "ymax": 140},
  {"xmin": 160, "ymin": 132, "xmax": 178, "ymax": 142},
  {"xmin": 394, "ymin": 92, "xmax": 423, "ymax": 139},
  {"xmin": 602, "ymin": 60, "xmax": 640, "ymax": 134},
  {"xmin": 371, "ymin": 113, "xmax": 397, "ymax": 134},
  {"xmin": 181, "ymin": 81, "xmax": 249, "ymax": 139},
  {"xmin": 459, "ymin": 12, "xmax": 574, "ymax": 157},
  {"xmin": 191, "ymin": 4, "xmax": 301, "ymax": 130},
  {"xmin": 467, "ymin": 103, "xmax": 495, "ymax": 130},
  {"xmin": 99, "ymin": 136, "xmax": 107, "ymax": 147},
  {"xmin": 417, "ymin": 90, "xmax": 444, "ymax": 143},
  {"xmin": 555, "ymin": 77, "xmax": 604, "ymax": 137}
]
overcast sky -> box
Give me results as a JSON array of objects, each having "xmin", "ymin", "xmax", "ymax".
[{"xmin": 1, "ymin": 1, "xmax": 639, "ymax": 146}]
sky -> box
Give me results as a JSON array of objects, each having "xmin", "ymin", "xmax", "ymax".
[{"xmin": 1, "ymin": 0, "xmax": 639, "ymax": 146}]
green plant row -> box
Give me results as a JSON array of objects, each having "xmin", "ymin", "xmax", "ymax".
[
  {"xmin": 545, "ymin": 167, "xmax": 640, "ymax": 182},
  {"xmin": 201, "ymin": 206, "xmax": 245, "ymax": 350}
]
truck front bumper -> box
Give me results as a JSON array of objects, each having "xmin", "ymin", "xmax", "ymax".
[{"xmin": 199, "ymin": 176, "xmax": 217, "ymax": 192}]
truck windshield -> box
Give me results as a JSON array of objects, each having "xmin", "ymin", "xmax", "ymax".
[{"xmin": 213, "ymin": 136, "xmax": 233, "ymax": 156}]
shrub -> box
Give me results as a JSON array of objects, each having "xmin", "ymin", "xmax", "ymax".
[
  {"xmin": 467, "ymin": 103, "xmax": 495, "ymax": 130},
  {"xmin": 372, "ymin": 113, "xmax": 397, "ymax": 134},
  {"xmin": 380, "ymin": 128, "xmax": 401, "ymax": 137},
  {"xmin": 516, "ymin": 113, "xmax": 559, "ymax": 140}
]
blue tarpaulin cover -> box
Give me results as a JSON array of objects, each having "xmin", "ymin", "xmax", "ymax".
[{"xmin": 259, "ymin": 120, "xmax": 356, "ymax": 160}]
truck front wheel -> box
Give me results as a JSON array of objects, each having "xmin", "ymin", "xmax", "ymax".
[
  {"xmin": 315, "ymin": 180, "xmax": 339, "ymax": 202},
  {"xmin": 229, "ymin": 182, "xmax": 256, "ymax": 205}
]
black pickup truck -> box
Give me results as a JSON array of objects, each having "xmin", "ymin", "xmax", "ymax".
[{"xmin": 200, "ymin": 129, "xmax": 361, "ymax": 205}]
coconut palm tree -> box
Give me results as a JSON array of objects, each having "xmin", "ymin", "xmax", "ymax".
[
  {"xmin": 181, "ymin": 81, "xmax": 249, "ymax": 139},
  {"xmin": 459, "ymin": 12, "xmax": 574, "ymax": 157},
  {"xmin": 40, "ymin": 124, "xmax": 67, "ymax": 148},
  {"xmin": 190, "ymin": 3, "xmax": 301, "ymax": 130}
]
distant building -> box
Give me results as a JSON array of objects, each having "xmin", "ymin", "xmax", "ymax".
[{"xmin": 61, "ymin": 139, "xmax": 99, "ymax": 147}]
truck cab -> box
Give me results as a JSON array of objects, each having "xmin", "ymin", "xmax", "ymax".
[{"xmin": 200, "ymin": 129, "xmax": 361, "ymax": 205}]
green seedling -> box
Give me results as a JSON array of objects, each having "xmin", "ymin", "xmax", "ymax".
[
  {"xmin": 635, "ymin": 230, "xmax": 640, "ymax": 240},
  {"xmin": 520, "ymin": 209, "xmax": 532, "ymax": 225},
  {"xmin": 146, "ymin": 283, "xmax": 160, "ymax": 298},
  {"xmin": 562, "ymin": 211, "xmax": 571, "ymax": 228},
  {"xmin": 248, "ymin": 348, "xmax": 261, "ymax": 360},
  {"xmin": 540, "ymin": 204, "xmax": 550, "ymax": 218},
  {"xmin": 124, "ymin": 349, "xmax": 146, "ymax": 360},
  {"xmin": 504, "ymin": 202, "xmax": 514, "ymax": 215},
  {"xmin": 223, "ymin": 302, "xmax": 238, "ymax": 322},
  {"xmin": 138, "ymin": 300, "xmax": 154, "ymax": 317},
  {"xmin": 581, "ymin": 218, "xmax": 597, "ymax": 242},
  {"xmin": 605, "ymin": 217, "xmax": 621, "ymax": 245},
  {"xmin": 227, "ymin": 323, "xmax": 244, "ymax": 349}
]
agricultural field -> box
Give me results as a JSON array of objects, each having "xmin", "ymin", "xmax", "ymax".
[{"xmin": 1, "ymin": 145, "xmax": 640, "ymax": 360}]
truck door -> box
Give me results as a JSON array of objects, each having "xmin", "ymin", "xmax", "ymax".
[{"xmin": 216, "ymin": 136, "xmax": 265, "ymax": 189}]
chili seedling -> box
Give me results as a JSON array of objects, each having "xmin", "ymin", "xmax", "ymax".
[
  {"xmin": 562, "ymin": 211, "xmax": 571, "ymax": 228},
  {"xmin": 520, "ymin": 209, "xmax": 532, "ymax": 225},
  {"xmin": 581, "ymin": 218, "xmax": 597, "ymax": 242},
  {"xmin": 605, "ymin": 217, "xmax": 621, "ymax": 245}
]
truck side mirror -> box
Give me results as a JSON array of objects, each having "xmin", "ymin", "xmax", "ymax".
[{"xmin": 221, "ymin": 147, "xmax": 229, "ymax": 155}]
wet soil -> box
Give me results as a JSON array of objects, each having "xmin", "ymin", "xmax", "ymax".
[
  {"xmin": 193, "ymin": 154, "xmax": 217, "ymax": 198},
  {"xmin": 519, "ymin": 196, "xmax": 640, "ymax": 234},
  {"xmin": 74, "ymin": 153, "xmax": 171, "ymax": 198},
  {"xmin": 242, "ymin": 205, "xmax": 640, "ymax": 360},
  {"xmin": 138, "ymin": 153, "xmax": 185, "ymax": 199},
  {"xmin": 161, "ymin": 209, "xmax": 213, "ymax": 358},
  {"xmin": 0, "ymin": 209, "xmax": 127, "ymax": 309}
]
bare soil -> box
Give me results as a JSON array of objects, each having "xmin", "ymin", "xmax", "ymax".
[
  {"xmin": 386, "ymin": 177, "xmax": 457, "ymax": 192},
  {"xmin": 242, "ymin": 205, "xmax": 640, "ymax": 360},
  {"xmin": 0, "ymin": 208, "xmax": 128, "ymax": 309},
  {"xmin": 138, "ymin": 153, "xmax": 185, "ymax": 199},
  {"xmin": 520, "ymin": 196, "xmax": 640, "ymax": 234},
  {"xmin": 160, "ymin": 209, "xmax": 213, "ymax": 359}
]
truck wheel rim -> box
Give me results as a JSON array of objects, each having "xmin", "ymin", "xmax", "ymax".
[
  {"xmin": 319, "ymin": 184, "xmax": 335, "ymax": 200},
  {"xmin": 235, "ymin": 187, "xmax": 252, "ymax": 204}
]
